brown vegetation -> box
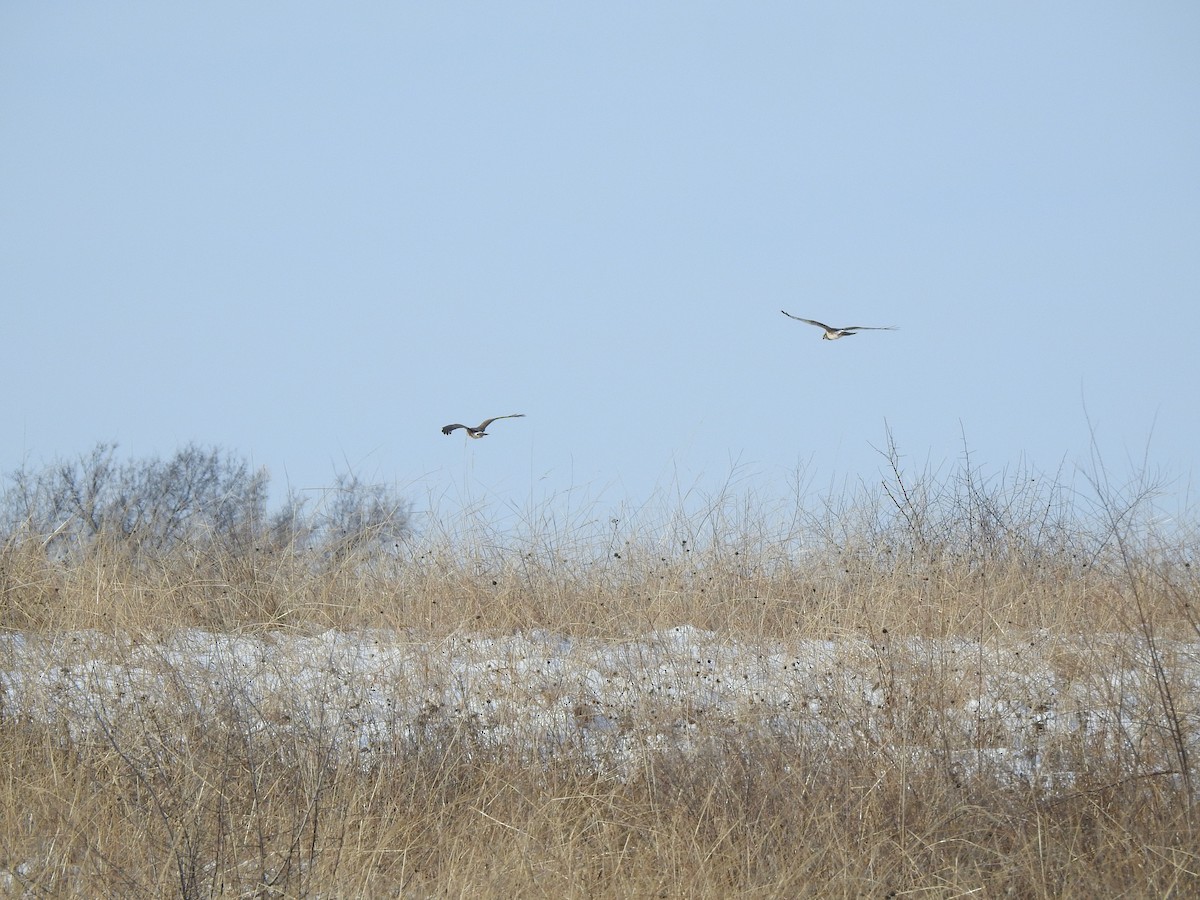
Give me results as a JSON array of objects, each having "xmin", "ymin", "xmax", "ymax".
[{"xmin": 0, "ymin": 444, "xmax": 1196, "ymax": 897}]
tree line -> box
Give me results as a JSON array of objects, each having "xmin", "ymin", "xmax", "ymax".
[{"xmin": 0, "ymin": 442, "xmax": 410, "ymax": 563}]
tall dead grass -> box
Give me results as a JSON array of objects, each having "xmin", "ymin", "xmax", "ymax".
[{"xmin": 0, "ymin": 453, "xmax": 1197, "ymax": 897}]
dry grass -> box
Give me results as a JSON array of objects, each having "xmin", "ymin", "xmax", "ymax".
[{"xmin": 0, "ymin": 460, "xmax": 1197, "ymax": 897}]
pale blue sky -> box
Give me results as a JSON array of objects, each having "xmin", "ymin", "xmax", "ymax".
[{"xmin": 3, "ymin": 3, "xmax": 1198, "ymax": 526}]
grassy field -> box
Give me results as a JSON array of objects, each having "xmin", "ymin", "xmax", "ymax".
[{"xmin": 1, "ymin": 459, "xmax": 1197, "ymax": 897}]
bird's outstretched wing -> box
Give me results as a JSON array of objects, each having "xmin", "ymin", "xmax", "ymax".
[
  {"xmin": 840, "ymin": 325, "xmax": 897, "ymax": 332},
  {"xmin": 781, "ymin": 311, "xmax": 833, "ymax": 330},
  {"xmin": 477, "ymin": 414, "xmax": 526, "ymax": 430},
  {"xmin": 441, "ymin": 424, "xmax": 467, "ymax": 435}
]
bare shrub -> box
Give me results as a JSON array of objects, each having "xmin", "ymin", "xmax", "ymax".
[
  {"xmin": 0, "ymin": 442, "xmax": 269, "ymax": 560},
  {"xmin": 270, "ymin": 471, "xmax": 410, "ymax": 566}
]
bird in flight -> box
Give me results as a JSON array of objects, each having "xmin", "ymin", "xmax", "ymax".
[
  {"xmin": 441, "ymin": 414, "xmax": 526, "ymax": 438},
  {"xmin": 781, "ymin": 310, "xmax": 897, "ymax": 340}
]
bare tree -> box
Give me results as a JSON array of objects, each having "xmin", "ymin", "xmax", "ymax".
[
  {"xmin": 1, "ymin": 443, "xmax": 412, "ymax": 567},
  {"xmin": 2, "ymin": 443, "xmax": 268, "ymax": 559},
  {"xmin": 272, "ymin": 472, "xmax": 410, "ymax": 565}
]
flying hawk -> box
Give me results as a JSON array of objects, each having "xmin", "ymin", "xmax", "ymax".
[
  {"xmin": 441, "ymin": 414, "xmax": 526, "ymax": 438},
  {"xmin": 781, "ymin": 310, "xmax": 897, "ymax": 340}
]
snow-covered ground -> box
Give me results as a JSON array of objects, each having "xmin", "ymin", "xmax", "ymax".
[{"xmin": 3, "ymin": 625, "xmax": 1197, "ymax": 788}]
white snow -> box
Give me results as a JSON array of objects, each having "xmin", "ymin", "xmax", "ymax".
[{"xmin": 2, "ymin": 625, "xmax": 1196, "ymax": 788}]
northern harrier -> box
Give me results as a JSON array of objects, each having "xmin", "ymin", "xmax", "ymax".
[
  {"xmin": 441, "ymin": 414, "xmax": 526, "ymax": 438},
  {"xmin": 781, "ymin": 310, "xmax": 897, "ymax": 340}
]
